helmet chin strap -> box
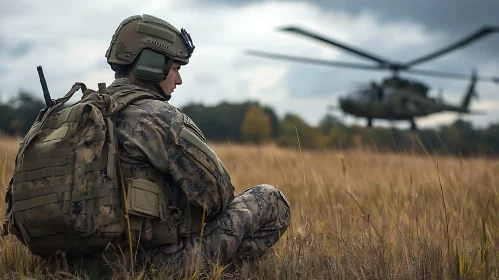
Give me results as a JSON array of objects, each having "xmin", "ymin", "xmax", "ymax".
[{"xmin": 153, "ymin": 84, "xmax": 171, "ymax": 101}]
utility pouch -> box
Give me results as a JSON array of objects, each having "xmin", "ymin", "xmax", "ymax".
[
  {"xmin": 125, "ymin": 178, "xmax": 179, "ymax": 245},
  {"xmin": 149, "ymin": 212, "xmax": 179, "ymax": 245},
  {"xmin": 126, "ymin": 178, "xmax": 161, "ymax": 218}
]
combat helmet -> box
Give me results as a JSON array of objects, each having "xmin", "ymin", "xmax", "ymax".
[{"xmin": 105, "ymin": 14, "xmax": 194, "ymax": 88}]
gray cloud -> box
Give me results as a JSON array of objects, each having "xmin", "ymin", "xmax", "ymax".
[
  {"xmin": 10, "ymin": 41, "xmax": 33, "ymax": 57},
  {"xmin": 203, "ymin": 0, "xmax": 499, "ymax": 33},
  {"xmin": 204, "ymin": 0, "xmax": 499, "ymax": 61},
  {"xmin": 0, "ymin": 37, "xmax": 34, "ymax": 57},
  {"xmin": 0, "ymin": 1, "xmax": 27, "ymax": 16}
]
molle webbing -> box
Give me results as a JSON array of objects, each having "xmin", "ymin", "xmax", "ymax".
[
  {"xmin": 13, "ymin": 166, "xmax": 69, "ymax": 183},
  {"xmin": 22, "ymin": 148, "xmax": 72, "ymax": 162},
  {"xmin": 14, "ymin": 183, "xmax": 71, "ymax": 201},
  {"xmin": 13, "ymin": 192, "xmax": 70, "ymax": 212},
  {"xmin": 14, "ymin": 188, "xmax": 120, "ymax": 211},
  {"xmin": 72, "ymin": 188, "xmax": 119, "ymax": 202},
  {"xmin": 14, "ymin": 148, "xmax": 75, "ymax": 183},
  {"xmin": 17, "ymin": 152, "xmax": 74, "ymax": 172}
]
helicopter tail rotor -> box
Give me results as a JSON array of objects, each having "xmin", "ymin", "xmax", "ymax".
[
  {"xmin": 470, "ymin": 69, "xmax": 479, "ymax": 99},
  {"xmin": 460, "ymin": 70, "xmax": 479, "ymax": 112}
]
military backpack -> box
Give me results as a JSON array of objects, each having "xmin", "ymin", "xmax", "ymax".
[{"xmin": 2, "ymin": 82, "xmax": 175, "ymax": 258}]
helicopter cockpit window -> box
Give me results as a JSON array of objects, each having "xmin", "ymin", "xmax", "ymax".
[
  {"xmin": 383, "ymin": 88, "xmax": 395, "ymax": 100},
  {"xmin": 349, "ymin": 88, "xmax": 374, "ymax": 102}
]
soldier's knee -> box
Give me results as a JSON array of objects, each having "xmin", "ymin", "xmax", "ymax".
[
  {"xmin": 252, "ymin": 184, "xmax": 279, "ymax": 195},
  {"xmin": 253, "ymin": 184, "xmax": 291, "ymax": 223}
]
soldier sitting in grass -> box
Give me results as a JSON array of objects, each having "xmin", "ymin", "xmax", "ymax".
[{"xmin": 2, "ymin": 14, "xmax": 290, "ymax": 274}]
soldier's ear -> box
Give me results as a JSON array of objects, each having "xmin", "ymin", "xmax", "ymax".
[{"xmin": 132, "ymin": 49, "xmax": 172, "ymax": 83}]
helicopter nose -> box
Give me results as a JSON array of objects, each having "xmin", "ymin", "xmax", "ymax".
[
  {"xmin": 339, "ymin": 97, "xmax": 356, "ymax": 112},
  {"xmin": 339, "ymin": 97, "xmax": 349, "ymax": 109}
]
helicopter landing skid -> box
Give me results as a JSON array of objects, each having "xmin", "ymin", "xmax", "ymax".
[{"xmin": 410, "ymin": 119, "xmax": 418, "ymax": 131}]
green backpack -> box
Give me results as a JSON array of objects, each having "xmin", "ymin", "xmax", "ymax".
[{"xmin": 2, "ymin": 83, "xmax": 158, "ymax": 258}]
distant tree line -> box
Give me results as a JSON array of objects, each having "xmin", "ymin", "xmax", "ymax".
[
  {"xmin": 182, "ymin": 102, "xmax": 499, "ymax": 157},
  {"xmin": 0, "ymin": 91, "xmax": 47, "ymax": 136},
  {"xmin": 3, "ymin": 91, "xmax": 499, "ymax": 157}
]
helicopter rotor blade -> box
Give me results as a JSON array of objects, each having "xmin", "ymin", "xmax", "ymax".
[
  {"xmin": 405, "ymin": 68, "xmax": 499, "ymax": 83},
  {"xmin": 246, "ymin": 50, "xmax": 384, "ymax": 71},
  {"xmin": 403, "ymin": 26, "xmax": 499, "ymax": 68},
  {"xmin": 280, "ymin": 26, "xmax": 391, "ymax": 65}
]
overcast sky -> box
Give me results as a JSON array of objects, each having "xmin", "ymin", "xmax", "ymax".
[{"xmin": 1, "ymin": 0, "xmax": 498, "ymax": 129}]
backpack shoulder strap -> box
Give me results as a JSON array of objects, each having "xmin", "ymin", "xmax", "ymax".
[
  {"xmin": 108, "ymin": 88, "xmax": 158, "ymax": 117},
  {"xmin": 54, "ymin": 82, "xmax": 87, "ymax": 106}
]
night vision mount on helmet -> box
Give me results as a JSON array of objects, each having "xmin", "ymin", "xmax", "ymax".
[{"xmin": 105, "ymin": 14, "xmax": 195, "ymax": 100}]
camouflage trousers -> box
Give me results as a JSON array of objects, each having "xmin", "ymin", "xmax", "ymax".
[{"xmin": 143, "ymin": 184, "xmax": 291, "ymax": 271}]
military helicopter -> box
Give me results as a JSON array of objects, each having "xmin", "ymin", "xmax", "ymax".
[{"xmin": 247, "ymin": 26, "xmax": 499, "ymax": 130}]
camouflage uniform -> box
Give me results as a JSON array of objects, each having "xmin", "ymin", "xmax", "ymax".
[{"xmin": 109, "ymin": 78, "xmax": 291, "ymax": 270}]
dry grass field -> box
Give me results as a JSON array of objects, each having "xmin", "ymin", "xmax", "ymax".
[{"xmin": 0, "ymin": 135, "xmax": 498, "ymax": 279}]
